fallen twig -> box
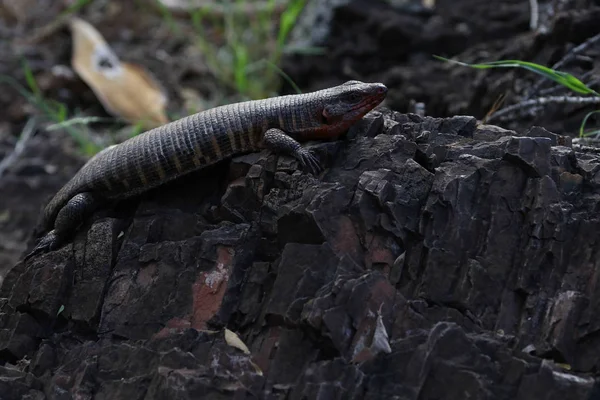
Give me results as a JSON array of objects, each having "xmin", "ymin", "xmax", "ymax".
[
  {"xmin": 549, "ymin": 32, "xmax": 600, "ymax": 72},
  {"xmin": 573, "ymin": 137, "xmax": 600, "ymax": 146},
  {"xmin": 155, "ymin": 0, "xmax": 289, "ymax": 16},
  {"xmin": 16, "ymin": 13, "xmax": 71, "ymax": 45},
  {"xmin": 529, "ymin": 0, "xmax": 539, "ymax": 30},
  {"xmin": 487, "ymin": 95, "xmax": 600, "ymax": 122},
  {"xmin": 0, "ymin": 118, "xmax": 37, "ymax": 178}
]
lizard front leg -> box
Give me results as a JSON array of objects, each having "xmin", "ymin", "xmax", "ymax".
[
  {"xmin": 25, "ymin": 192, "xmax": 99, "ymax": 260},
  {"xmin": 262, "ymin": 128, "xmax": 323, "ymax": 175}
]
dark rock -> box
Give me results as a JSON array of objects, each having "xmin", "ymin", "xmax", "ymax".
[
  {"xmin": 301, "ymin": 269, "xmax": 395, "ymax": 361},
  {"xmin": 40, "ymin": 329, "xmax": 263, "ymax": 398},
  {"xmin": 502, "ymin": 136, "xmax": 552, "ymax": 178},
  {"xmin": 68, "ymin": 218, "xmax": 119, "ymax": 326},
  {"xmin": 346, "ymin": 110, "xmax": 385, "ymax": 140},
  {"xmin": 266, "ymin": 243, "xmax": 339, "ymax": 324},
  {"xmin": 0, "ymin": 312, "xmax": 42, "ymax": 362},
  {"xmin": 2, "ymin": 111, "xmax": 600, "ymax": 399},
  {"xmin": 474, "ymin": 124, "xmax": 516, "ymax": 142},
  {"xmin": 99, "ymin": 221, "xmax": 258, "ymax": 339},
  {"xmin": 525, "ymin": 126, "xmax": 573, "ymax": 148},
  {"xmin": 290, "ymin": 358, "xmax": 365, "ymax": 400},
  {"xmin": 0, "ymin": 365, "xmax": 44, "ymax": 399}
]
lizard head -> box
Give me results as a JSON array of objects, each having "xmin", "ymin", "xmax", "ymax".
[{"xmin": 318, "ymin": 80, "xmax": 387, "ymax": 135}]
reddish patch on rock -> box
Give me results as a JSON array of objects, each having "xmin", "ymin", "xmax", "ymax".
[
  {"xmin": 369, "ymin": 279, "xmax": 396, "ymax": 309},
  {"xmin": 332, "ymin": 215, "xmax": 361, "ymax": 258},
  {"xmin": 152, "ymin": 317, "xmax": 191, "ymax": 339},
  {"xmin": 190, "ymin": 246, "xmax": 234, "ymax": 330},
  {"xmin": 252, "ymin": 326, "xmax": 282, "ymax": 373},
  {"xmin": 365, "ymin": 233, "xmax": 395, "ymax": 275},
  {"xmin": 136, "ymin": 262, "xmax": 157, "ymax": 288}
]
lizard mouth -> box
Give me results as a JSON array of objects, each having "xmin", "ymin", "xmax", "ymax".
[{"xmin": 346, "ymin": 87, "xmax": 388, "ymax": 121}]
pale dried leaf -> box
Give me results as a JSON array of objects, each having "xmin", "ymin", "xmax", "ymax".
[
  {"xmin": 157, "ymin": 0, "xmax": 202, "ymax": 10},
  {"xmin": 371, "ymin": 310, "xmax": 392, "ymax": 355},
  {"xmin": 0, "ymin": 209, "xmax": 10, "ymax": 223},
  {"xmin": 69, "ymin": 17, "xmax": 169, "ymax": 130},
  {"xmin": 350, "ymin": 305, "xmax": 392, "ymax": 363},
  {"xmin": 250, "ymin": 360, "xmax": 263, "ymax": 376},
  {"xmin": 224, "ymin": 328, "xmax": 250, "ymax": 354},
  {"xmin": 155, "ymin": 0, "xmax": 287, "ymax": 15}
]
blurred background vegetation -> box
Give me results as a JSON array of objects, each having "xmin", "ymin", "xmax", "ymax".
[{"xmin": 1, "ymin": 0, "xmax": 317, "ymax": 157}]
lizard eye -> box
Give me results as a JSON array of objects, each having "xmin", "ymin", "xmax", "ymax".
[{"xmin": 345, "ymin": 92, "xmax": 362, "ymax": 103}]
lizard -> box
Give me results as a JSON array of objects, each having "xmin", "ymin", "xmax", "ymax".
[{"xmin": 25, "ymin": 80, "xmax": 388, "ymax": 260}]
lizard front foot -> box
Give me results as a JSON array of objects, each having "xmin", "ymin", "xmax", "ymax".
[{"xmin": 295, "ymin": 148, "xmax": 323, "ymax": 176}]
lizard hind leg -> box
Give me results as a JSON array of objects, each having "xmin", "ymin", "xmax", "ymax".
[{"xmin": 24, "ymin": 192, "xmax": 99, "ymax": 260}]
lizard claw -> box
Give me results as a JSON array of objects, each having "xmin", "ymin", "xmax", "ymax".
[
  {"xmin": 23, "ymin": 230, "xmax": 58, "ymax": 261},
  {"xmin": 296, "ymin": 148, "xmax": 323, "ymax": 175}
]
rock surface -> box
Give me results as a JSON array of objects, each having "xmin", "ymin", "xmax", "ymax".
[{"xmin": 1, "ymin": 108, "xmax": 600, "ymax": 398}]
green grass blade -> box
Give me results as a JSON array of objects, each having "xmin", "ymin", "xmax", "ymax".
[
  {"xmin": 283, "ymin": 46, "xmax": 326, "ymax": 55},
  {"xmin": 234, "ymin": 45, "xmax": 249, "ymax": 93},
  {"xmin": 50, "ymin": 100, "xmax": 68, "ymax": 121},
  {"xmin": 434, "ymin": 55, "xmax": 599, "ymax": 96},
  {"xmin": 21, "ymin": 59, "xmax": 42, "ymax": 100},
  {"xmin": 62, "ymin": 0, "xmax": 91, "ymax": 15},
  {"xmin": 46, "ymin": 116, "xmax": 115, "ymax": 131},
  {"xmin": 277, "ymin": 0, "xmax": 306, "ymax": 50},
  {"xmin": 258, "ymin": 59, "xmax": 302, "ymax": 94},
  {"xmin": 579, "ymin": 110, "xmax": 600, "ymax": 137},
  {"xmin": 582, "ymin": 129, "xmax": 600, "ymax": 138}
]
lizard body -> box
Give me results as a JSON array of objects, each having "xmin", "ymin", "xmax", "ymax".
[{"xmin": 26, "ymin": 80, "xmax": 387, "ymax": 259}]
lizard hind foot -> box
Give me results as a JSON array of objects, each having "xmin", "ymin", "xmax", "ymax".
[{"xmin": 23, "ymin": 230, "xmax": 59, "ymax": 261}]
